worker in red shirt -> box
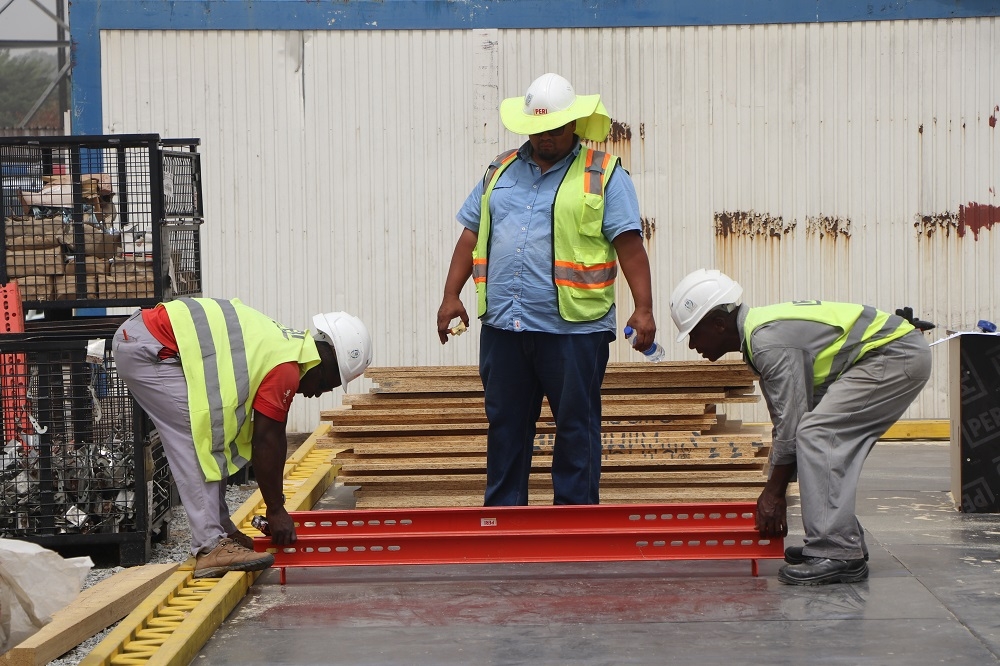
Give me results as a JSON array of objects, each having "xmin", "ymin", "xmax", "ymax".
[{"xmin": 113, "ymin": 298, "xmax": 371, "ymax": 577}]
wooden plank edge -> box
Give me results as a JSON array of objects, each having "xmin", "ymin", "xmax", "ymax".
[{"xmin": 0, "ymin": 563, "xmax": 179, "ymax": 666}]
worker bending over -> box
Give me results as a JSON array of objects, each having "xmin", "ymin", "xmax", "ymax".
[
  {"xmin": 113, "ymin": 298, "xmax": 371, "ymax": 577},
  {"xmin": 670, "ymin": 269, "xmax": 931, "ymax": 585}
]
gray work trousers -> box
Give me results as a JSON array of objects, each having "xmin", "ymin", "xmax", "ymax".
[
  {"xmin": 112, "ymin": 310, "xmax": 239, "ymax": 556},
  {"xmin": 797, "ymin": 329, "xmax": 932, "ymax": 560}
]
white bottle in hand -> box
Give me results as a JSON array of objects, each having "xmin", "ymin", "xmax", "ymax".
[{"xmin": 624, "ymin": 326, "xmax": 666, "ymax": 362}]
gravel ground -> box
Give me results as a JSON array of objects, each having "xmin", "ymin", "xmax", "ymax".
[{"xmin": 45, "ymin": 483, "xmax": 259, "ymax": 665}]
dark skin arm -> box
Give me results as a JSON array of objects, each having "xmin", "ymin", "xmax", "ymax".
[
  {"xmin": 756, "ymin": 462, "xmax": 794, "ymax": 538},
  {"xmin": 437, "ymin": 228, "xmax": 477, "ymax": 344},
  {"xmin": 251, "ymin": 410, "xmax": 296, "ymax": 545},
  {"xmin": 612, "ymin": 230, "xmax": 656, "ymax": 352}
]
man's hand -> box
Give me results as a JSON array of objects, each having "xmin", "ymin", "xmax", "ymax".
[
  {"xmin": 625, "ymin": 309, "xmax": 656, "ymax": 353},
  {"xmin": 437, "ymin": 296, "xmax": 469, "ymax": 344},
  {"xmin": 755, "ymin": 488, "xmax": 788, "ymax": 538},
  {"xmin": 264, "ymin": 506, "xmax": 297, "ymax": 545}
]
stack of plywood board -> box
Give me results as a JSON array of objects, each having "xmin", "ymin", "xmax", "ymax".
[{"xmin": 317, "ymin": 361, "xmax": 772, "ymax": 508}]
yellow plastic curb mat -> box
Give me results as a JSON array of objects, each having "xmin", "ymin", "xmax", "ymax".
[
  {"xmin": 81, "ymin": 424, "xmax": 343, "ymax": 666},
  {"xmin": 748, "ymin": 419, "xmax": 949, "ymax": 441}
]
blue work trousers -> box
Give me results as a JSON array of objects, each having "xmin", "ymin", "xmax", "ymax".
[{"xmin": 479, "ymin": 325, "xmax": 612, "ymax": 506}]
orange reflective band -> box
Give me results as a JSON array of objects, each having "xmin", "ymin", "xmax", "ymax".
[
  {"xmin": 583, "ymin": 150, "xmax": 612, "ymax": 195},
  {"xmin": 555, "ymin": 278, "xmax": 617, "ymax": 290},
  {"xmin": 553, "ymin": 259, "xmax": 618, "ymax": 288},
  {"xmin": 555, "ymin": 259, "xmax": 617, "ymax": 271}
]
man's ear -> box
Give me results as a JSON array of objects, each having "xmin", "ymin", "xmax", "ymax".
[{"xmin": 710, "ymin": 312, "xmax": 730, "ymax": 334}]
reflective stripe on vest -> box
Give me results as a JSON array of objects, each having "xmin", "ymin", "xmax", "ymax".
[
  {"xmin": 187, "ymin": 298, "xmax": 251, "ymax": 476},
  {"xmin": 162, "ymin": 297, "xmax": 322, "ymax": 482},
  {"xmin": 743, "ymin": 301, "xmax": 913, "ymax": 391},
  {"xmin": 471, "ymin": 149, "xmax": 518, "ymax": 289},
  {"xmin": 473, "ymin": 147, "xmax": 620, "ymax": 322}
]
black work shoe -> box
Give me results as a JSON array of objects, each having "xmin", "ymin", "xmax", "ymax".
[
  {"xmin": 778, "ymin": 557, "xmax": 869, "ymax": 585},
  {"xmin": 784, "ymin": 546, "xmax": 869, "ymax": 565}
]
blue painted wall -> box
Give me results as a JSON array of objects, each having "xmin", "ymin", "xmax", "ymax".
[{"xmin": 70, "ymin": 0, "xmax": 1000, "ymax": 134}]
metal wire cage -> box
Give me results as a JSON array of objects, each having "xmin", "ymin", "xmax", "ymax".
[
  {"xmin": 0, "ymin": 319, "xmax": 177, "ymax": 565},
  {"xmin": 0, "ymin": 134, "xmax": 203, "ymax": 309}
]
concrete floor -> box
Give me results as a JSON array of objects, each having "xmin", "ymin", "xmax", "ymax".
[{"xmin": 202, "ymin": 441, "xmax": 1000, "ymax": 665}]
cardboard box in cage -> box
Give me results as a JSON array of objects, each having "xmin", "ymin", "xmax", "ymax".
[
  {"xmin": 63, "ymin": 222, "xmax": 121, "ymax": 260},
  {"xmin": 109, "ymin": 256, "xmax": 154, "ymax": 279},
  {"xmin": 64, "ymin": 256, "xmax": 108, "ymax": 275},
  {"xmin": 13, "ymin": 276, "xmax": 52, "ymax": 301},
  {"xmin": 4, "ymin": 247, "xmax": 65, "ymax": 277},
  {"xmin": 100, "ymin": 275, "xmax": 156, "ymax": 300},
  {"xmin": 3, "ymin": 216, "xmax": 64, "ymax": 247},
  {"xmin": 54, "ymin": 274, "xmax": 99, "ymax": 300}
]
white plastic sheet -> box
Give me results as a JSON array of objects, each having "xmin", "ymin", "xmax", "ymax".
[{"xmin": 0, "ymin": 538, "xmax": 93, "ymax": 653}]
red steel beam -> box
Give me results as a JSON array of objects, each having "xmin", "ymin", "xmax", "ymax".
[{"xmin": 255, "ymin": 503, "xmax": 784, "ymax": 583}]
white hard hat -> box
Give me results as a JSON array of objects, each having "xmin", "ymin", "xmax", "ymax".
[
  {"xmin": 523, "ymin": 72, "xmax": 577, "ymax": 116},
  {"xmin": 311, "ymin": 311, "xmax": 372, "ymax": 387},
  {"xmin": 669, "ymin": 269, "xmax": 744, "ymax": 342},
  {"xmin": 498, "ymin": 73, "xmax": 612, "ymax": 141}
]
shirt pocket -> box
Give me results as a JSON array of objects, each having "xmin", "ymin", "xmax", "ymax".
[
  {"xmin": 579, "ymin": 191, "xmax": 606, "ymax": 239},
  {"xmin": 488, "ymin": 176, "xmax": 518, "ymax": 225}
]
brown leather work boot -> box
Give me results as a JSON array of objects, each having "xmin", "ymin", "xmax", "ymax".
[
  {"xmin": 194, "ymin": 537, "xmax": 275, "ymax": 578},
  {"xmin": 227, "ymin": 529, "xmax": 255, "ymax": 550}
]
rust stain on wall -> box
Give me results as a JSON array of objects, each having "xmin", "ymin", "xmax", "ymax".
[
  {"xmin": 592, "ymin": 118, "xmax": 633, "ymax": 170},
  {"xmin": 805, "ymin": 215, "xmax": 852, "ymax": 238},
  {"xmin": 608, "ymin": 120, "xmax": 632, "ymax": 143},
  {"xmin": 959, "ymin": 202, "xmax": 1000, "ymax": 240},
  {"xmin": 915, "ymin": 211, "xmax": 959, "ymax": 238},
  {"xmin": 714, "ymin": 210, "xmax": 795, "ymax": 239},
  {"xmin": 990, "ymin": 105, "xmax": 998, "ymax": 128},
  {"xmin": 640, "ymin": 217, "xmax": 655, "ymax": 240},
  {"xmin": 916, "ymin": 204, "xmax": 999, "ymax": 240}
]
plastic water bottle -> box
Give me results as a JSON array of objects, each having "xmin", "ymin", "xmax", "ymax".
[{"xmin": 624, "ymin": 326, "xmax": 666, "ymax": 362}]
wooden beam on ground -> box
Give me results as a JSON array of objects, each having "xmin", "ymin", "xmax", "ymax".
[
  {"xmin": 338, "ymin": 455, "xmax": 767, "ymax": 473},
  {"xmin": 881, "ymin": 420, "xmax": 949, "ymax": 440},
  {"xmin": 354, "ymin": 486, "xmax": 765, "ymax": 508},
  {"xmin": 0, "ymin": 563, "xmax": 178, "ymax": 666}
]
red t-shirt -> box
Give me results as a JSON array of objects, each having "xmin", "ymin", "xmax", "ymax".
[{"xmin": 141, "ymin": 305, "xmax": 300, "ymax": 422}]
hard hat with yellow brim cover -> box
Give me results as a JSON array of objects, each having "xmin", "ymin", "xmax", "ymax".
[{"xmin": 499, "ymin": 72, "xmax": 612, "ymax": 142}]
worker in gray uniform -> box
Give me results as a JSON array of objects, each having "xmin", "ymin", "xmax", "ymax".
[{"xmin": 669, "ymin": 269, "xmax": 932, "ymax": 585}]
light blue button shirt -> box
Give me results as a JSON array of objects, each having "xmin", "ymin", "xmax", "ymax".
[{"xmin": 457, "ymin": 140, "xmax": 642, "ymax": 334}]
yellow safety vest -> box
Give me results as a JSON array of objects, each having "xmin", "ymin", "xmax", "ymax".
[
  {"xmin": 162, "ymin": 298, "xmax": 322, "ymax": 481},
  {"xmin": 472, "ymin": 147, "xmax": 620, "ymax": 322},
  {"xmin": 743, "ymin": 301, "xmax": 914, "ymax": 391}
]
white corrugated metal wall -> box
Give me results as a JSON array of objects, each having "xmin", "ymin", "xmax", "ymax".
[{"xmin": 100, "ymin": 19, "xmax": 999, "ymax": 431}]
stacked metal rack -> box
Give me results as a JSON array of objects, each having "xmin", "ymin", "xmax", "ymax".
[
  {"xmin": 0, "ymin": 134, "xmax": 203, "ymax": 308},
  {"xmin": 0, "ymin": 134, "xmax": 204, "ymax": 564},
  {"xmin": 0, "ymin": 314, "xmax": 176, "ymax": 565}
]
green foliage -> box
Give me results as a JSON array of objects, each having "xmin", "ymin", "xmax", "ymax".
[{"xmin": 0, "ymin": 49, "xmax": 63, "ymax": 128}]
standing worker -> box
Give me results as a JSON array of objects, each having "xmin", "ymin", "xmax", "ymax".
[
  {"xmin": 113, "ymin": 298, "xmax": 371, "ymax": 577},
  {"xmin": 437, "ymin": 72, "xmax": 656, "ymax": 506},
  {"xmin": 669, "ymin": 269, "xmax": 931, "ymax": 585}
]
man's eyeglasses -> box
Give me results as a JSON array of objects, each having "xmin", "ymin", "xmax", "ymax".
[{"xmin": 532, "ymin": 123, "xmax": 570, "ymax": 138}]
